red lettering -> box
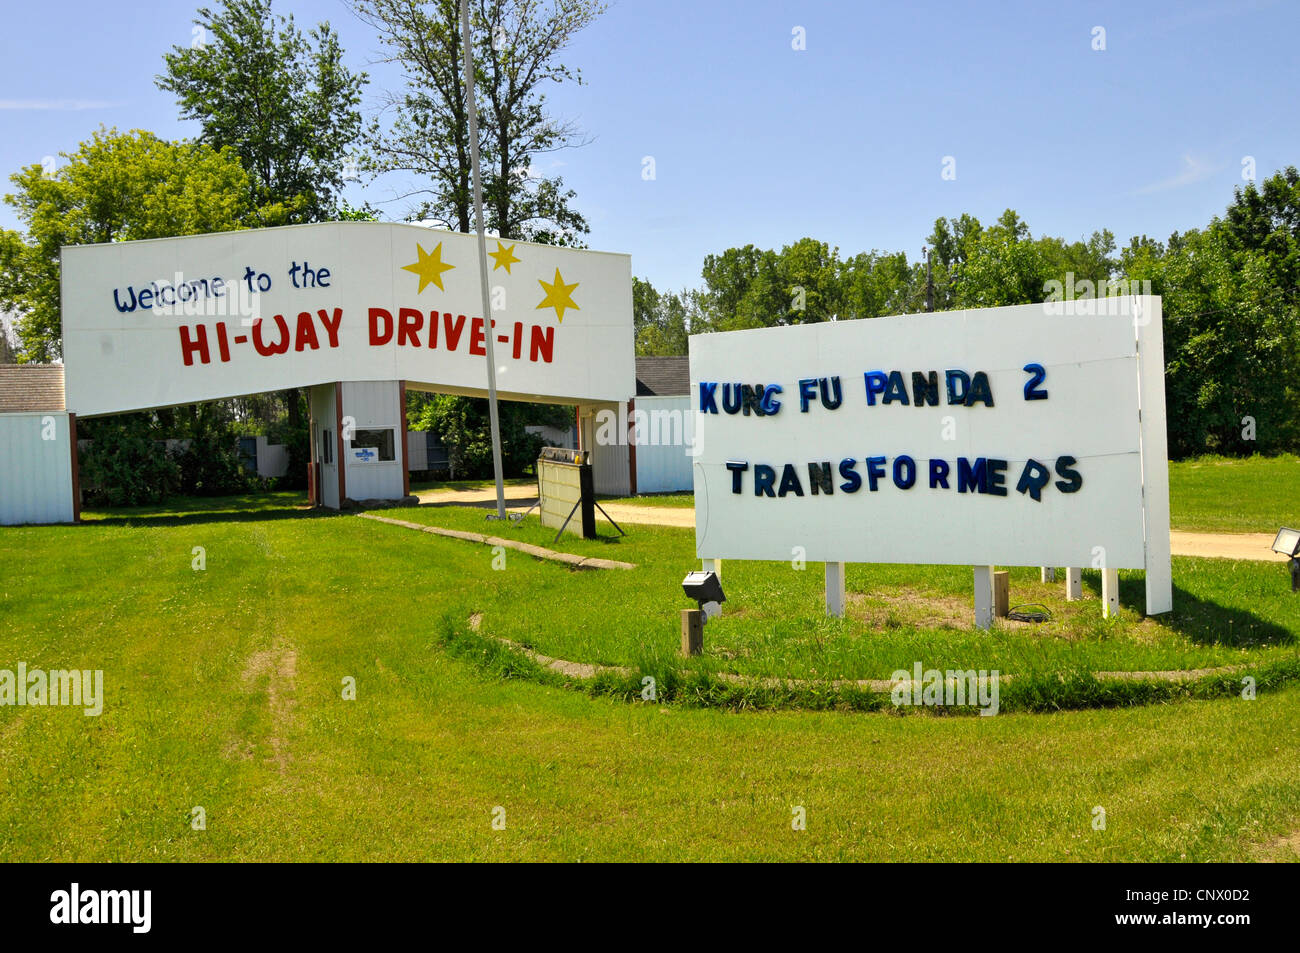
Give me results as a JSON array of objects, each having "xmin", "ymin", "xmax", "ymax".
[
  {"xmin": 398, "ymin": 308, "xmax": 423, "ymax": 347},
  {"xmin": 369, "ymin": 307, "xmax": 394, "ymax": 346},
  {"xmin": 317, "ymin": 308, "xmax": 342, "ymax": 347},
  {"xmin": 179, "ymin": 324, "xmax": 210, "ymax": 365},
  {"xmin": 215, "ymin": 321, "xmax": 231, "ymax": 362},
  {"xmin": 427, "ymin": 310, "xmax": 438, "ymax": 349},
  {"xmin": 529, "ymin": 324, "xmax": 554, "ymax": 364},
  {"xmin": 252, "ymin": 314, "xmax": 291, "ymax": 356},
  {"xmin": 444, "ymin": 313, "xmax": 467, "ymax": 350},
  {"xmin": 512, "ymin": 321, "xmax": 522, "ymax": 360},
  {"xmin": 469, "ymin": 317, "xmax": 486, "ymax": 356},
  {"xmin": 294, "ymin": 311, "xmax": 320, "ymax": 351}
]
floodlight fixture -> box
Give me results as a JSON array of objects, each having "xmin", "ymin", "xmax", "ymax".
[
  {"xmin": 682, "ymin": 570, "xmax": 726, "ymax": 621},
  {"xmin": 1272, "ymin": 527, "xmax": 1300, "ymax": 592}
]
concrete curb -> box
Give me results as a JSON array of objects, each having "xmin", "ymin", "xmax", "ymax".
[
  {"xmin": 358, "ymin": 512, "xmax": 637, "ymax": 570},
  {"xmin": 465, "ymin": 615, "xmax": 1258, "ymax": 693}
]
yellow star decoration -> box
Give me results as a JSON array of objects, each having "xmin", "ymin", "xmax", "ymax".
[
  {"xmin": 536, "ymin": 268, "xmax": 580, "ymax": 323},
  {"xmin": 488, "ymin": 240, "xmax": 521, "ymax": 274},
  {"xmin": 401, "ymin": 242, "xmax": 455, "ymax": 293}
]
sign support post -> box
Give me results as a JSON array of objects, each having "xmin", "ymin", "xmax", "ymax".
[
  {"xmin": 825, "ymin": 562, "xmax": 845, "ymax": 618},
  {"xmin": 1102, "ymin": 569, "xmax": 1120, "ymax": 618},
  {"xmin": 973, "ymin": 566, "xmax": 994, "ymax": 630}
]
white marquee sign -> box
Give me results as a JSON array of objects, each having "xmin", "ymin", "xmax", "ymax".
[
  {"xmin": 690, "ymin": 298, "xmax": 1172, "ymax": 614},
  {"xmin": 61, "ymin": 222, "xmax": 634, "ymax": 416}
]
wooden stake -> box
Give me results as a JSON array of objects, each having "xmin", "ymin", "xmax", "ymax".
[
  {"xmin": 993, "ymin": 571, "xmax": 1010, "ymax": 618},
  {"xmin": 681, "ymin": 608, "xmax": 703, "ymax": 657}
]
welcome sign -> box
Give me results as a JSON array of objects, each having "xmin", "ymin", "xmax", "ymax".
[
  {"xmin": 61, "ymin": 221, "xmax": 634, "ymax": 416},
  {"xmin": 690, "ymin": 298, "xmax": 1172, "ymax": 613}
]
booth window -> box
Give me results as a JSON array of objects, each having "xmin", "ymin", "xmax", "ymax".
[
  {"xmin": 351, "ymin": 428, "xmax": 396, "ymax": 462},
  {"xmin": 321, "ymin": 429, "xmax": 333, "ymax": 464}
]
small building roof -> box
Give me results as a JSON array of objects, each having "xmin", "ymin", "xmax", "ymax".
[
  {"xmin": 635, "ymin": 355, "xmax": 689, "ymax": 397},
  {"xmin": 0, "ymin": 364, "xmax": 66, "ymax": 413}
]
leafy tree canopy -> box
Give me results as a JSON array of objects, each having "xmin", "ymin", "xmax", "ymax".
[
  {"xmin": 0, "ymin": 128, "xmax": 258, "ymax": 360},
  {"xmin": 157, "ymin": 0, "xmax": 366, "ymax": 223}
]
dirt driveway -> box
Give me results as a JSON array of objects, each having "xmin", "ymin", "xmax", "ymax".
[{"xmin": 414, "ymin": 487, "xmax": 1287, "ymax": 562}]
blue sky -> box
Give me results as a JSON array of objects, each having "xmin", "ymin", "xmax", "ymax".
[{"xmin": 1, "ymin": 0, "xmax": 1297, "ymax": 292}]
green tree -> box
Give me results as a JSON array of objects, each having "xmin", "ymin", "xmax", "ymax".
[
  {"xmin": 78, "ymin": 414, "xmax": 182, "ymax": 507},
  {"xmin": 0, "ymin": 313, "xmax": 17, "ymax": 364},
  {"xmin": 157, "ymin": 0, "xmax": 366, "ymax": 224},
  {"xmin": 170, "ymin": 401, "xmax": 260, "ymax": 496},
  {"xmin": 160, "ymin": 1, "xmax": 367, "ymax": 489},
  {"xmin": 351, "ymin": 0, "xmax": 602, "ymax": 242},
  {"xmin": 777, "ymin": 238, "xmax": 843, "ymax": 322},
  {"xmin": 1124, "ymin": 169, "xmax": 1300, "ymax": 456},
  {"xmin": 700, "ymin": 242, "xmax": 837, "ymax": 330},
  {"xmin": 1221, "ymin": 166, "xmax": 1300, "ymax": 307},
  {"xmin": 0, "ymin": 128, "xmax": 255, "ymax": 361},
  {"xmin": 412, "ymin": 392, "xmax": 569, "ymax": 478},
  {"xmin": 474, "ymin": 0, "xmax": 603, "ymax": 244},
  {"xmin": 955, "ymin": 209, "xmax": 1052, "ymax": 307},
  {"xmin": 1037, "ymin": 229, "xmax": 1116, "ymax": 295},
  {"xmin": 924, "ymin": 213, "xmax": 982, "ymax": 310},
  {"xmin": 632, "ymin": 277, "xmax": 693, "ymax": 355},
  {"xmin": 840, "ymin": 250, "xmax": 918, "ymax": 318}
]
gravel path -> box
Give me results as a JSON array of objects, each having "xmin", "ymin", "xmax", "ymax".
[{"xmin": 414, "ymin": 487, "xmax": 1287, "ymax": 561}]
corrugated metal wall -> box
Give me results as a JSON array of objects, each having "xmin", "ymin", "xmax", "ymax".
[
  {"xmin": 631, "ymin": 395, "xmax": 694, "ymax": 493},
  {"xmin": 340, "ymin": 380, "xmax": 406, "ymax": 501},
  {"xmin": 584, "ymin": 402, "xmax": 630, "ymax": 496},
  {"xmin": 406, "ymin": 430, "xmax": 429, "ymax": 471},
  {"xmin": 0, "ymin": 412, "xmax": 75, "ymax": 525}
]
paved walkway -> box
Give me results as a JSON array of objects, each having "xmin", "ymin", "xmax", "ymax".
[
  {"xmin": 413, "ymin": 487, "xmax": 1287, "ymax": 562},
  {"xmin": 359, "ymin": 512, "xmax": 635, "ymax": 570}
]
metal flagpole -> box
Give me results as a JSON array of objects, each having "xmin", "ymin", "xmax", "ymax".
[{"xmin": 460, "ymin": 0, "xmax": 507, "ymax": 520}]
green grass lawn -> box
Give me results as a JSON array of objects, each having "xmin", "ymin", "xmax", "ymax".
[
  {"xmin": 3, "ymin": 490, "xmax": 1300, "ymax": 860},
  {"xmin": 384, "ymin": 503, "xmax": 1298, "ymax": 682},
  {"xmin": 1169, "ymin": 454, "xmax": 1299, "ymax": 532},
  {"xmin": 599, "ymin": 491, "xmax": 694, "ymax": 507}
]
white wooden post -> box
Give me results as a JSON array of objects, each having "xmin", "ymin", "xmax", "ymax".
[
  {"xmin": 1040, "ymin": 567, "xmax": 1055, "ymax": 583},
  {"xmin": 1136, "ymin": 295, "xmax": 1173, "ymax": 615},
  {"xmin": 1102, "ymin": 569, "xmax": 1120, "ymax": 618},
  {"xmin": 1065, "ymin": 567, "xmax": 1082, "ymax": 601},
  {"xmin": 701, "ymin": 558, "xmax": 721, "ymax": 580},
  {"xmin": 825, "ymin": 561, "xmax": 845, "ymax": 618},
  {"xmin": 973, "ymin": 566, "xmax": 994, "ymax": 630}
]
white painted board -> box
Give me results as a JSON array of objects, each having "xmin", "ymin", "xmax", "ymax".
[
  {"xmin": 62, "ymin": 222, "xmax": 634, "ymax": 416},
  {"xmin": 690, "ymin": 299, "xmax": 1169, "ymax": 574}
]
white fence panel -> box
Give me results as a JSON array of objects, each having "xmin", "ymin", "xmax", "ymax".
[
  {"xmin": 0, "ymin": 412, "xmax": 75, "ymax": 525},
  {"xmin": 633, "ymin": 395, "xmax": 693, "ymax": 493}
]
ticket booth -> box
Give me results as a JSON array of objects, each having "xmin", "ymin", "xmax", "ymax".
[{"xmin": 308, "ymin": 380, "xmax": 411, "ymax": 509}]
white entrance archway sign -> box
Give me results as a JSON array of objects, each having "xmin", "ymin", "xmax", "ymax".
[{"xmin": 60, "ymin": 221, "xmax": 634, "ymax": 416}]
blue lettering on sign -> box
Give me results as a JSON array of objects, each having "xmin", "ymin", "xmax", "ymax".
[{"xmin": 699, "ymin": 381, "xmax": 719, "ymax": 414}]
